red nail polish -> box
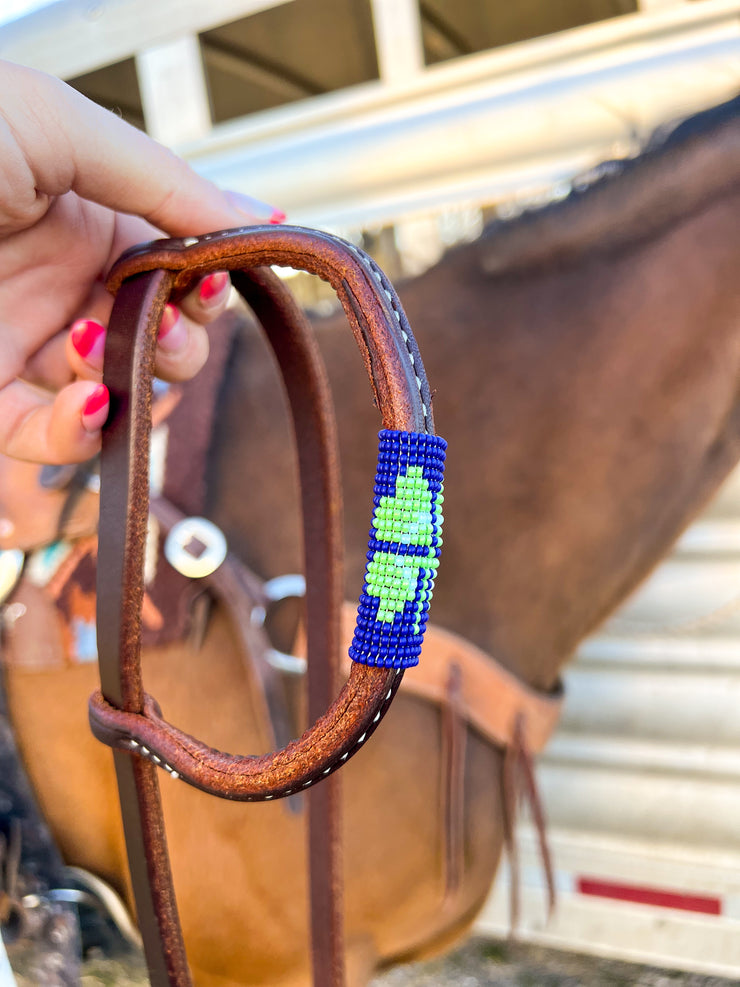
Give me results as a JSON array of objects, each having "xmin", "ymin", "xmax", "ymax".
[
  {"xmin": 159, "ymin": 304, "xmax": 178, "ymax": 338},
  {"xmin": 199, "ymin": 271, "xmax": 229, "ymax": 303},
  {"xmin": 70, "ymin": 319, "xmax": 105, "ymax": 359},
  {"xmin": 82, "ymin": 384, "xmax": 109, "ymax": 419},
  {"xmin": 269, "ymin": 209, "xmax": 287, "ymax": 225}
]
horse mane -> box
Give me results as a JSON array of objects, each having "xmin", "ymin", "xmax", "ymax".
[{"xmin": 477, "ymin": 92, "xmax": 740, "ymax": 275}]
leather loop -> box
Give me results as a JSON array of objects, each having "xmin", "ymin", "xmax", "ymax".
[
  {"xmin": 91, "ymin": 225, "xmax": 442, "ymax": 986},
  {"xmin": 92, "ymin": 227, "xmax": 436, "ymax": 796},
  {"xmin": 88, "ymin": 670, "xmax": 404, "ymax": 799},
  {"xmin": 106, "ymin": 226, "xmax": 434, "ymax": 433}
]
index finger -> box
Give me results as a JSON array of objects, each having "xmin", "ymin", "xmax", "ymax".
[{"xmin": 0, "ymin": 61, "xmax": 269, "ymax": 239}]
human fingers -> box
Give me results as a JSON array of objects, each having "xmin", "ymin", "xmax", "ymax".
[
  {"xmin": 0, "ymin": 378, "xmax": 108, "ymax": 464},
  {"xmin": 177, "ymin": 270, "xmax": 232, "ymax": 324},
  {"xmin": 66, "ymin": 271, "xmax": 231, "ymax": 383},
  {"xmin": 23, "ymin": 331, "xmax": 75, "ymax": 391},
  {"xmin": 0, "ymin": 62, "xmax": 283, "ymax": 239},
  {"xmin": 20, "ymin": 275, "xmax": 112, "ymax": 391},
  {"xmin": 140, "ymin": 304, "xmax": 211, "ymax": 383},
  {"xmin": 66, "ymin": 309, "xmax": 208, "ymax": 385},
  {"xmin": 153, "ymin": 270, "xmax": 232, "ymax": 381}
]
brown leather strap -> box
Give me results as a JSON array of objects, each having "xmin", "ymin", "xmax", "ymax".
[
  {"xmin": 408, "ymin": 635, "xmax": 562, "ymax": 753},
  {"xmin": 234, "ymin": 270, "xmax": 346, "ymax": 987},
  {"xmin": 160, "ymin": 313, "xmax": 235, "ymax": 517},
  {"xmin": 441, "ymin": 663, "xmax": 467, "ymax": 904},
  {"xmin": 143, "ymin": 315, "xmax": 239, "ymax": 651},
  {"xmin": 502, "ymin": 717, "xmax": 557, "ymax": 931},
  {"xmin": 92, "ymin": 226, "xmax": 439, "ymax": 986}
]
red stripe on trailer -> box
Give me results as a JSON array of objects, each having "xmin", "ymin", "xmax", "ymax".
[{"xmin": 577, "ymin": 877, "xmax": 721, "ymax": 915}]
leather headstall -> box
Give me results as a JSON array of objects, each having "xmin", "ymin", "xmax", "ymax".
[{"xmin": 87, "ymin": 225, "xmax": 446, "ymax": 986}]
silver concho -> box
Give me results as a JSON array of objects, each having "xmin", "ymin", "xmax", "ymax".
[{"xmin": 164, "ymin": 517, "xmax": 227, "ymax": 579}]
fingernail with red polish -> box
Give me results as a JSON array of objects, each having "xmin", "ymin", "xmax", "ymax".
[
  {"xmin": 199, "ymin": 271, "xmax": 230, "ymax": 304},
  {"xmin": 225, "ymin": 190, "xmax": 286, "ymax": 224},
  {"xmin": 157, "ymin": 304, "xmax": 187, "ymax": 353},
  {"xmin": 159, "ymin": 303, "xmax": 178, "ymax": 338},
  {"xmin": 70, "ymin": 319, "xmax": 105, "ymax": 362},
  {"xmin": 269, "ymin": 209, "xmax": 287, "ymax": 225},
  {"xmin": 81, "ymin": 384, "xmax": 109, "ymax": 433}
]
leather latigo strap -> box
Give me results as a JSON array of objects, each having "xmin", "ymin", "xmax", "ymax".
[{"xmin": 89, "ymin": 226, "xmax": 441, "ymax": 986}]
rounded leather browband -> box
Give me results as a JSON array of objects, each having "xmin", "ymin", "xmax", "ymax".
[
  {"xmin": 106, "ymin": 225, "xmax": 433, "ymax": 434},
  {"xmin": 89, "ymin": 225, "xmax": 438, "ymax": 800}
]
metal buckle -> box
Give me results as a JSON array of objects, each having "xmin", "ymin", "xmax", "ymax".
[
  {"xmin": 0, "ymin": 549, "xmax": 24, "ymax": 606},
  {"xmin": 164, "ymin": 517, "xmax": 227, "ymax": 579},
  {"xmin": 251, "ymin": 574, "xmax": 307, "ymax": 675}
]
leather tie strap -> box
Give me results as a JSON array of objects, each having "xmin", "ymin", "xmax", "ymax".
[{"xmin": 89, "ymin": 225, "xmax": 444, "ymax": 986}]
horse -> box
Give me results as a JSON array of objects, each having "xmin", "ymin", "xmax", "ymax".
[{"xmin": 2, "ymin": 92, "xmax": 740, "ymax": 986}]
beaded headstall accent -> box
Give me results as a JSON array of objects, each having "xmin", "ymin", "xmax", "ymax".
[{"xmin": 351, "ymin": 429, "xmax": 446, "ymax": 669}]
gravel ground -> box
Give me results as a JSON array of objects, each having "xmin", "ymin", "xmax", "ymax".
[
  {"xmin": 370, "ymin": 938, "xmax": 740, "ymax": 987},
  {"xmin": 8, "ymin": 936, "xmax": 740, "ymax": 986}
]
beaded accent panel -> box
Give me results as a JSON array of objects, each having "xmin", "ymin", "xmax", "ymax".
[{"xmin": 349, "ymin": 430, "xmax": 446, "ymax": 669}]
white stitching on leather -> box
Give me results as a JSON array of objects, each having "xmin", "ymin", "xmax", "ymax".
[
  {"xmin": 126, "ymin": 666, "xmax": 400, "ymax": 799},
  {"xmin": 347, "ymin": 244, "xmax": 430, "ymax": 429}
]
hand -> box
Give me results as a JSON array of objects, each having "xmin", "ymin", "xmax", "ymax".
[{"xmin": 0, "ymin": 60, "xmax": 284, "ymax": 465}]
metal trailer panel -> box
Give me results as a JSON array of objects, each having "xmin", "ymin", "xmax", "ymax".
[{"xmin": 477, "ymin": 463, "xmax": 740, "ymax": 973}]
